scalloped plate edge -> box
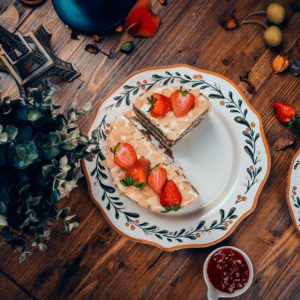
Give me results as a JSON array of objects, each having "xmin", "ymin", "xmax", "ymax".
[
  {"xmin": 286, "ymin": 148, "xmax": 300, "ymax": 235},
  {"xmin": 82, "ymin": 64, "xmax": 271, "ymax": 250}
]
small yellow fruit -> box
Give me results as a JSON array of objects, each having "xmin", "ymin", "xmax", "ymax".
[
  {"xmin": 266, "ymin": 3, "xmax": 286, "ymax": 25},
  {"xmin": 263, "ymin": 26, "xmax": 282, "ymax": 47}
]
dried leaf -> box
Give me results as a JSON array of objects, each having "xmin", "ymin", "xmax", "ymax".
[
  {"xmin": 120, "ymin": 41, "xmax": 135, "ymax": 54},
  {"xmin": 289, "ymin": 59, "xmax": 300, "ymax": 77},
  {"xmin": 115, "ymin": 25, "xmax": 125, "ymax": 32},
  {"xmin": 240, "ymin": 71, "xmax": 256, "ymax": 94},
  {"xmin": 272, "ymin": 54, "xmax": 289, "ymax": 73},
  {"xmin": 290, "ymin": 0, "xmax": 300, "ymax": 12},
  {"xmin": 222, "ymin": 58, "xmax": 231, "ymax": 66},
  {"xmin": 92, "ymin": 34, "xmax": 103, "ymax": 43},
  {"xmin": 272, "ymin": 135, "xmax": 295, "ymax": 151},
  {"xmin": 71, "ymin": 31, "xmax": 79, "ymax": 40},
  {"xmin": 219, "ymin": 14, "xmax": 239, "ymax": 30},
  {"xmin": 159, "ymin": 0, "xmax": 168, "ymax": 5},
  {"xmin": 0, "ymin": 215, "xmax": 7, "ymax": 226},
  {"xmin": 99, "ymin": 47, "xmax": 113, "ymax": 58},
  {"xmin": 85, "ymin": 44, "xmax": 99, "ymax": 54}
]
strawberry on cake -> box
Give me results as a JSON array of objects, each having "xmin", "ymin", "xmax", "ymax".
[
  {"xmin": 105, "ymin": 112, "xmax": 199, "ymax": 212},
  {"xmin": 133, "ymin": 86, "xmax": 211, "ymax": 148}
]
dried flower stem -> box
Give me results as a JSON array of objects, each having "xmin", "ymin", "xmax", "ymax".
[
  {"xmin": 126, "ymin": 22, "xmax": 139, "ymax": 32},
  {"xmin": 242, "ymin": 19, "xmax": 268, "ymax": 29},
  {"xmin": 91, "ymin": 41, "xmax": 113, "ymax": 58},
  {"xmin": 244, "ymin": 11, "xmax": 266, "ymax": 21}
]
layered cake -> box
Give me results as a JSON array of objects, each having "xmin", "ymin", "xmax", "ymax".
[
  {"xmin": 105, "ymin": 112, "xmax": 199, "ymax": 212},
  {"xmin": 133, "ymin": 87, "xmax": 211, "ymax": 148}
]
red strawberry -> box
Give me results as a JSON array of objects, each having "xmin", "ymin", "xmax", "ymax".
[
  {"xmin": 160, "ymin": 180, "xmax": 182, "ymax": 211},
  {"xmin": 112, "ymin": 142, "xmax": 137, "ymax": 169},
  {"xmin": 273, "ymin": 101, "xmax": 297, "ymax": 127},
  {"xmin": 147, "ymin": 93, "xmax": 171, "ymax": 118},
  {"xmin": 125, "ymin": 0, "xmax": 161, "ymax": 38},
  {"xmin": 171, "ymin": 87, "xmax": 195, "ymax": 117},
  {"xmin": 148, "ymin": 164, "xmax": 167, "ymax": 195},
  {"xmin": 137, "ymin": 157, "xmax": 151, "ymax": 172},
  {"xmin": 121, "ymin": 158, "xmax": 150, "ymax": 188}
]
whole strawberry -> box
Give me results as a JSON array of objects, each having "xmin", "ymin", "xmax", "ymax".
[
  {"xmin": 171, "ymin": 87, "xmax": 195, "ymax": 117},
  {"xmin": 125, "ymin": 0, "xmax": 160, "ymax": 38},
  {"xmin": 160, "ymin": 180, "xmax": 182, "ymax": 212},
  {"xmin": 273, "ymin": 101, "xmax": 297, "ymax": 128},
  {"xmin": 147, "ymin": 93, "xmax": 171, "ymax": 118},
  {"xmin": 121, "ymin": 157, "xmax": 150, "ymax": 188}
]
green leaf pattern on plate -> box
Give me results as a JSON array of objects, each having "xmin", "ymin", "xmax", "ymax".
[
  {"xmin": 291, "ymin": 160, "xmax": 300, "ymax": 226},
  {"xmin": 89, "ymin": 71, "xmax": 263, "ymax": 242}
]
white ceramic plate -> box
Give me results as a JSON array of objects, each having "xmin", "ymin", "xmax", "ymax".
[
  {"xmin": 83, "ymin": 65, "xmax": 271, "ymax": 250},
  {"xmin": 287, "ymin": 149, "xmax": 300, "ymax": 234}
]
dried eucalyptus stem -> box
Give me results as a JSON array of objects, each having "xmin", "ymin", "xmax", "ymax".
[{"xmin": 0, "ymin": 80, "xmax": 99, "ymax": 262}]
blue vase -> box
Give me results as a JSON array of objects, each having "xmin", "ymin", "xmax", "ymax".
[{"xmin": 52, "ymin": 0, "xmax": 136, "ymax": 34}]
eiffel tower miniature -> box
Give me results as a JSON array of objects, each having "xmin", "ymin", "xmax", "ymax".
[{"xmin": 0, "ymin": 24, "xmax": 80, "ymax": 96}]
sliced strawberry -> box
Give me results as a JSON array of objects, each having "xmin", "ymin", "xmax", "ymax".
[
  {"xmin": 121, "ymin": 158, "xmax": 150, "ymax": 188},
  {"xmin": 148, "ymin": 164, "xmax": 167, "ymax": 195},
  {"xmin": 171, "ymin": 87, "xmax": 195, "ymax": 117},
  {"xmin": 112, "ymin": 142, "xmax": 137, "ymax": 169},
  {"xmin": 125, "ymin": 0, "xmax": 161, "ymax": 37},
  {"xmin": 147, "ymin": 93, "xmax": 171, "ymax": 118},
  {"xmin": 160, "ymin": 180, "xmax": 182, "ymax": 211}
]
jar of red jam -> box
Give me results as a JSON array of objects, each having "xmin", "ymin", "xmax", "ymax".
[{"xmin": 204, "ymin": 246, "xmax": 253, "ymax": 299}]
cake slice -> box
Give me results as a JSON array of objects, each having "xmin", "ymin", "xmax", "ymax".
[
  {"xmin": 133, "ymin": 87, "xmax": 211, "ymax": 148},
  {"xmin": 105, "ymin": 112, "xmax": 199, "ymax": 212}
]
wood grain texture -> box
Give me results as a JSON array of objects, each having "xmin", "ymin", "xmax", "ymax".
[
  {"xmin": 0, "ymin": 269, "xmax": 34, "ymax": 300},
  {"xmin": 0, "ymin": 0, "xmax": 300, "ymax": 299}
]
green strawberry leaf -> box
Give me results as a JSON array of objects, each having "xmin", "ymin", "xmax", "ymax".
[
  {"xmin": 162, "ymin": 205, "xmax": 181, "ymax": 213},
  {"xmin": 287, "ymin": 116, "xmax": 296, "ymax": 128},
  {"xmin": 111, "ymin": 143, "xmax": 120, "ymax": 154},
  {"xmin": 152, "ymin": 163, "xmax": 160, "ymax": 171},
  {"xmin": 120, "ymin": 176, "xmax": 145, "ymax": 188},
  {"xmin": 147, "ymin": 96, "xmax": 157, "ymax": 112}
]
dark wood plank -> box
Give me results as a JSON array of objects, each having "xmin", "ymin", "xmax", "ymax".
[
  {"xmin": 0, "ymin": 0, "xmax": 300, "ymax": 299},
  {"xmin": 0, "ymin": 0, "xmax": 32, "ymax": 32},
  {"xmin": 0, "ymin": 269, "xmax": 34, "ymax": 300}
]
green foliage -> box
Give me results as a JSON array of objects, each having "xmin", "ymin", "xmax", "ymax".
[{"xmin": 0, "ymin": 81, "xmax": 99, "ymax": 262}]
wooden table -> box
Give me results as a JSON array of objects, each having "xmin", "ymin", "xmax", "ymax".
[{"xmin": 0, "ymin": 1, "xmax": 299, "ymax": 299}]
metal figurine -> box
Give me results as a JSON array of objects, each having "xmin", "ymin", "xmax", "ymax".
[{"xmin": 0, "ymin": 24, "xmax": 80, "ymax": 96}]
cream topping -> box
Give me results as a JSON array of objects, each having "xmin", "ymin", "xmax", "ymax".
[
  {"xmin": 133, "ymin": 87, "xmax": 211, "ymax": 139},
  {"xmin": 105, "ymin": 113, "xmax": 199, "ymax": 212}
]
